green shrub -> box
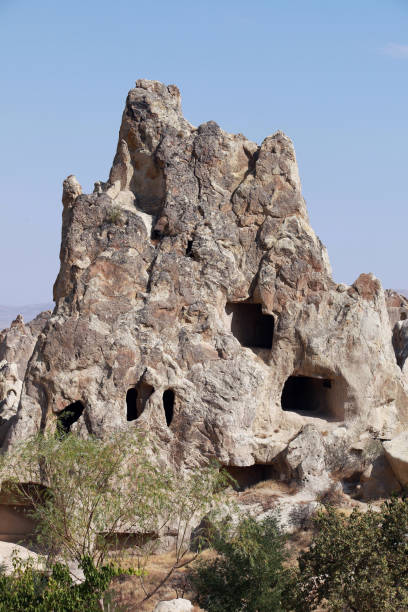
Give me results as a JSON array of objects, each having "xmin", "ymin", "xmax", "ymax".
[
  {"xmin": 188, "ymin": 515, "xmax": 288, "ymax": 612},
  {"xmin": 1, "ymin": 431, "xmax": 232, "ymax": 607},
  {"xmin": 289, "ymin": 497, "xmax": 408, "ymax": 611},
  {"xmin": 106, "ymin": 207, "xmax": 123, "ymax": 225},
  {"xmin": 0, "ymin": 554, "xmax": 129, "ymax": 612}
]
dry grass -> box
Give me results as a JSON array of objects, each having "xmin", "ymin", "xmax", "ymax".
[
  {"xmin": 250, "ymin": 478, "xmax": 298, "ymax": 495},
  {"xmin": 107, "ymin": 480, "xmax": 369, "ymax": 610},
  {"xmin": 237, "ymin": 478, "xmax": 299, "ymax": 511},
  {"xmin": 108, "ymin": 522, "xmax": 321, "ymax": 610},
  {"xmin": 110, "ymin": 532, "xmax": 315, "ymax": 610},
  {"xmin": 317, "ymin": 484, "xmax": 346, "ymax": 508},
  {"xmin": 110, "ymin": 550, "xmax": 212, "ymax": 611}
]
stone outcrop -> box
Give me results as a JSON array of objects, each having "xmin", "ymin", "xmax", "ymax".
[
  {"xmin": 4, "ymin": 79, "xmax": 408, "ymax": 502},
  {"xmin": 153, "ymin": 600, "xmax": 193, "ymax": 612},
  {"xmin": 385, "ymin": 289, "xmax": 408, "ymax": 328},
  {"xmin": 385, "ymin": 290, "xmax": 408, "ymax": 374},
  {"xmin": 383, "ymin": 431, "xmax": 408, "ymax": 487},
  {"xmin": 0, "ymin": 311, "xmax": 51, "ymax": 446},
  {"xmin": 0, "ymin": 541, "xmax": 42, "ymax": 575},
  {"xmin": 392, "ymin": 321, "xmax": 408, "ymax": 372}
]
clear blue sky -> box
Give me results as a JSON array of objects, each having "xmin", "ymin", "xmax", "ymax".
[{"xmin": 1, "ymin": 0, "xmax": 407, "ymax": 305}]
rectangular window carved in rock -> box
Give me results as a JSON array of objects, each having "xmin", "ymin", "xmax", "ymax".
[
  {"xmin": 225, "ymin": 302, "xmax": 274, "ymax": 349},
  {"xmin": 281, "ymin": 375, "xmax": 345, "ymax": 421}
]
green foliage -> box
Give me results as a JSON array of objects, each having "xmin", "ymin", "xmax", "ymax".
[
  {"xmin": 289, "ymin": 497, "xmax": 408, "ymax": 611},
  {"xmin": 189, "ymin": 515, "xmax": 288, "ymax": 612},
  {"xmin": 55, "ymin": 409, "xmax": 77, "ymax": 438},
  {"xmin": 4, "ymin": 431, "xmax": 169, "ymax": 566},
  {"xmin": 1, "ymin": 431, "xmax": 231, "ymax": 605},
  {"xmin": 106, "ymin": 207, "xmax": 123, "ymax": 225},
  {"xmin": 0, "ymin": 554, "xmax": 130, "ymax": 612}
]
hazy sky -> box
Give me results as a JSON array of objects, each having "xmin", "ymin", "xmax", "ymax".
[{"xmin": 1, "ymin": 0, "xmax": 407, "ymax": 305}]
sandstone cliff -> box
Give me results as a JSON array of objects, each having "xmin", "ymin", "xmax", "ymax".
[{"xmin": 3, "ymin": 80, "xmax": 408, "ymax": 501}]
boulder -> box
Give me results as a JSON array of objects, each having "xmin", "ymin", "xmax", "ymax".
[
  {"xmin": 0, "ymin": 541, "xmax": 42, "ymax": 575},
  {"xmin": 283, "ymin": 424, "xmax": 330, "ymax": 493},
  {"xmin": 359, "ymin": 454, "xmax": 401, "ymax": 500},
  {"xmin": 153, "ymin": 599, "xmax": 193, "ymax": 612},
  {"xmin": 383, "ymin": 431, "xmax": 408, "ymax": 486}
]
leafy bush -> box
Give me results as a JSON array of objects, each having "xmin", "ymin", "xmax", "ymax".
[
  {"xmin": 1, "ymin": 431, "xmax": 231, "ymax": 606},
  {"xmin": 289, "ymin": 497, "xmax": 408, "ymax": 611},
  {"xmin": 0, "ymin": 554, "xmax": 129, "ymax": 612},
  {"xmin": 189, "ymin": 515, "xmax": 288, "ymax": 612}
]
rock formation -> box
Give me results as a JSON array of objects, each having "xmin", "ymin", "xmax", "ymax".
[
  {"xmin": 0, "ymin": 311, "xmax": 50, "ymax": 446},
  {"xmin": 385, "ymin": 290, "xmax": 408, "ymax": 374},
  {"xmin": 153, "ymin": 600, "xmax": 193, "ymax": 612},
  {"xmin": 3, "ymin": 79, "xmax": 408, "ymax": 502},
  {"xmin": 383, "ymin": 431, "xmax": 408, "ymax": 487},
  {"xmin": 385, "ymin": 289, "xmax": 408, "ymax": 328}
]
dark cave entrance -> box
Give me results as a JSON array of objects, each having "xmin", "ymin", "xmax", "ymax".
[
  {"xmin": 126, "ymin": 382, "xmax": 154, "ymax": 422},
  {"xmin": 186, "ymin": 240, "xmax": 193, "ymax": 257},
  {"xmin": 226, "ymin": 302, "xmax": 274, "ymax": 349},
  {"xmin": 163, "ymin": 389, "xmax": 175, "ymax": 426},
  {"xmin": 126, "ymin": 388, "xmax": 139, "ymax": 421},
  {"xmin": 224, "ymin": 465, "xmax": 278, "ymax": 491},
  {"xmin": 57, "ymin": 401, "xmax": 84, "ymax": 435},
  {"xmin": 281, "ymin": 375, "xmax": 344, "ymax": 420}
]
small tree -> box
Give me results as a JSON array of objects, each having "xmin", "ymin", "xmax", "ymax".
[
  {"xmin": 0, "ymin": 431, "xmax": 231, "ymax": 606},
  {"xmin": 290, "ymin": 497, "xmax": 408, "ymax": 612},
  {"xmin": 188, "ymin": 515, "xmax": 288, "ymax": 612}
]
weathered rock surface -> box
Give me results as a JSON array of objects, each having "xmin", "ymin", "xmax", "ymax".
[
  {"xmin": 383, "ymin": 431, "xmax": 408, "ymax": 487},
  {"xmin": 392, "ymin": 320, "xmax": 408, "ymax": 372},
  {"xmin": 4, "ymin": 79, "xmax": 408, "ymax": 501},
  {"xmin": 153, "ymin": 599, "xmax": 193, "ymax": 612},
  {"xmin": 0, "ymin": 311, "xmax": 51, "ymax": 445},
  {"xmin": 283, "ymin": 424, "xmax": 329, "ymax": 493},
  {"xmin": 385, "ymin": 290, "xmax": 408, "ymax": 375},
  {"xmin": 0, "ymin": 541, "xmax": 42, "ymax": 575},
  {"xmin": 385, "ymin": 289, "xmax": 408, "ymax": 328}
]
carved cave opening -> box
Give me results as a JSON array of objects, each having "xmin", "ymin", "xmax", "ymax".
[
  {"xmin": 0, "ymin": 483, "xmax": 44, "ymax": 545},
  {"xmin": 226, "ymin": 303, "xmax": 274, "ymax": 349},
  {"xmin": 163, "ymin": 389, "xmax": 175, "ymax": 426},
  {"xmin": 0, "ymin": 504, "xmax": 37, "ymax": 544},
  {"xmin": 186, "ymin": 240, "xmax": 193, "ymax": 257},
  {"xmin": 281, "ymin": 375, "xmax": 345, "ymax": 420},
  {"xmin": 151, "ymin": 228, "xmax": 163, "ymax": 241},
  {"xmin": 126, "ymin": 388, "xmax": 139, "ymax": 421},
  {"xmin": 224, "ymin": 465, "xmax": 278, "ymax": 491},
  {"xmin": 126, "ymin": 382, "xmax": 154, "ymax": 422},
  {"xmin": 57, "ymin": 401, "xmax": 85, "ymax": 434}
]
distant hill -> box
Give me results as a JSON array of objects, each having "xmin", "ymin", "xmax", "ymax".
[{"xmin": 0, "ymin": 303, "xmax": 53, "ymax": 331}]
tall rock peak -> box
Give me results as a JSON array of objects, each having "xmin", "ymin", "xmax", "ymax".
[{"xmin": 2, "ymin": 80, "xmax": 408, "ymax": 504}]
